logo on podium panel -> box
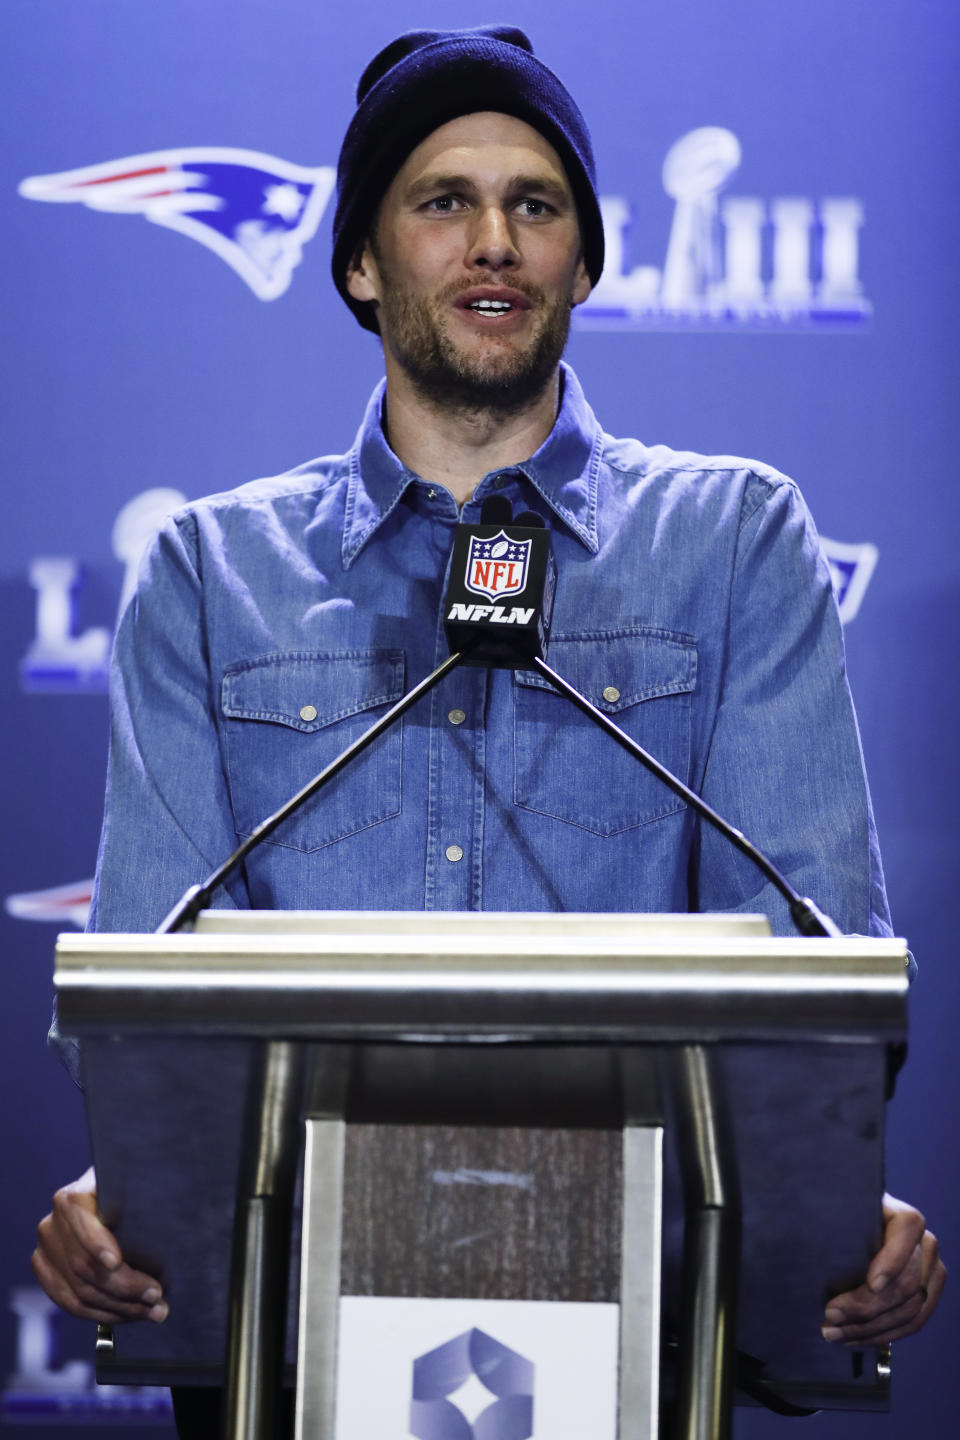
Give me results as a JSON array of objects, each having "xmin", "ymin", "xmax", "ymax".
[
  {"xmin": 335, "ymin": 1296, "xmax": 618, "ymax": 1440},
  {"xmin": 411, "ymin": 1328, "xmax": 534, "ymax": 1440}
]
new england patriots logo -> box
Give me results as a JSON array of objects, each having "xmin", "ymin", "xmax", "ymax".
[
  {"xmin": 18, "ymin": 148, "xmax": 335, "ymax": 300},
  {"xmin": 820, "ymin": 536, "xmax": 878, "ymax": 623},
  {"xmin": 5, "ymin": 878, "xmax": 92, "ymax": 928},
  {"xmin": 466, "ymin": 532, "xmax": 531, "ymax": 601}
]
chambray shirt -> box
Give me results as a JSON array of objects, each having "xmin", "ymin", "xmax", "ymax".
[{"xmin": 86, "ymin": 363, "xmax": 890, "ymax": 939}]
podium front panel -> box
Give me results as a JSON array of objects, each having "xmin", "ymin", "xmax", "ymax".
[
  {"xmin": 59, "ymin": 915, "xmax": 907, "ymax": 1411},
  {"xmin": 81, "ymin": 1035, "xmax": 890, "ymax": 1408}
]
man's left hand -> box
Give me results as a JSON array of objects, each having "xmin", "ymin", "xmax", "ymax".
[{"xmin": 822, "ymin": 1193, "xmax": 946, "ymax": 1345}]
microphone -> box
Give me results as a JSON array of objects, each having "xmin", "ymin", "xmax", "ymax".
[
  {"xmin": 477, "ymin": 494, "xmax": 513, "ymax": 527},
  {"xmin": 443, "ymin": 498, "xmax": 555, "ymax": 666}
]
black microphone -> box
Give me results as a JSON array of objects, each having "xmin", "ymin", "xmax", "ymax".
[
  {"xmin": 479, "ymin": 495, "xmax": 513, "ymax": 527},
  {"xmin": 443, "ymin": 500, "xmax": 555, "ymax": 666}
]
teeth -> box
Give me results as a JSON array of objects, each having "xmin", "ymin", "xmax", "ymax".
[{"xmin": 470, "ymin": 299, "xmax": 512, "ymax": 312}]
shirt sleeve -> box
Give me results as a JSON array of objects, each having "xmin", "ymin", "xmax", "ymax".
[
  {"xmin": 693, "ymin": 472, "xmax": 892, "ymax": 939},
  {"xmin": 48, "ymin": 511, "xmax": 248, "ymax": 1082}
]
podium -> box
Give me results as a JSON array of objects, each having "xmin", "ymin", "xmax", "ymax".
[{"xmin": 54, "ymin": 911, "xmax": 909, "ymax": 1439}]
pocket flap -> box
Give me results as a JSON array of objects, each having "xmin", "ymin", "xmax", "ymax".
[
  {"xmin": 514, "ymin": 627, "xmax": 696, "ymax": 713},
  {"xmin": 222, "ymin": 650, "xmax": 405, "ymax": 732}
]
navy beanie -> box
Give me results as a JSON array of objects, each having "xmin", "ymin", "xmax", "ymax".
[{"xmin": 332, "ymin": 25, "xmax": 604, "ymax": 333}]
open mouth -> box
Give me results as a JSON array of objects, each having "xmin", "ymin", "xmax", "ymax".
[
  {"xmin": 456, "ymin": 289, "xmax": 531, "ymax": 319},
  {"xmin": 467, "ymin": 298, "xmax": 514, "ymax": 315}
]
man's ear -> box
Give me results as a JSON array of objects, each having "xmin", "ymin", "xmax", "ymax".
[
  {"xmin": 571, "ymin": 255, "xmax": 592, "ymax": 308},
  {"xmin": 346, "ymin": 239, "xmax": 381, "ymax": 304}
]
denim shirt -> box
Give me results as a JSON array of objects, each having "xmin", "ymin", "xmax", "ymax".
[{"xmin": 83, "ymin": 363, "xmax": 890, "ymax": 943}]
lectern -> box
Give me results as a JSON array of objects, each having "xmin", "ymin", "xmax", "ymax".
[{"xmin": 54, "ymin": 911, "xmax": 909, "ymax": 1440}]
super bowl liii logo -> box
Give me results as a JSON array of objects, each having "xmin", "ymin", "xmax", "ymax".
[
  {"xmin": 19, "ymin": 129, "xmax": 867, "ymax": 329},
  {"xmin": 2, "ymin": 1287, "xmax": 171, "ymax": 1421},
  {"xmin": 579, "ymin": 126, "xmax": 869, "ymax": 330},
  {"xmin": 20, "ymin": 487, "xmax": 186, "ymax": 694}
]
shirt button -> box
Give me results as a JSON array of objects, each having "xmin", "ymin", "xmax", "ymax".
[
  {"xmin": 300, "ymin": 704, "xmax": 318, "ymax": 721},
  {"xmin": 426, "ymin": 487, "xmax": 437, "ymax": 499},
  {"xmin": 445, "ymin": 844, "xmax": 464, "ymax": 863},
  {"xmin": 493, "ymin": 473, "xmax": 509, "ymax": 489},
  {"xmin": 602, "ymin": 686, "xmax": 620, "ymax": 704},
  {"xmin": 448, "ymin": 708, "xmax": 466, "ymax": 726}
]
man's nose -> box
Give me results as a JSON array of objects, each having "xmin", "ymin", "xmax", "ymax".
[{"xmin": 465, "ymin": 206, "xmax": 520, "ymax": 269}]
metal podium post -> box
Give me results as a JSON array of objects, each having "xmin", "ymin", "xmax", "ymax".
[
  {"xmin": 671, "ymin": 1046, "xmax": 741, "ymax": 1440},
  {"xmin": 222, "ymin": 1041, "xmax": 304, "ymax": 1440}
]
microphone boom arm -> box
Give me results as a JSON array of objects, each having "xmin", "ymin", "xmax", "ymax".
[
  {"xmin": 157, "ymin": 648, "xmax": 472, "ymax": 934},
  {"xmin": 529, "ymin": 654, "xmax": 841, "ymax": 939}
]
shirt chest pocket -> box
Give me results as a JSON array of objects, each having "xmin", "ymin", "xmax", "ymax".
[
  {"xmin": 221, "ymin": 650, "xmax": 405, "ymax": 853},
  {"xmin": 513, "ymin": 629, "xmax": 697, "ymax": 836}
]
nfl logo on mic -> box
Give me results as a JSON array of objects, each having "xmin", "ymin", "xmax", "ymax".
[{"xmin": 465, "ymin": 532, "xmax": 532, "ymax": 601}]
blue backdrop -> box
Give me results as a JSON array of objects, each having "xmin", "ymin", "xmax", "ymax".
[{"xmin": 2, "ymin": 2, "xmax": 957, "ymax": 1434}]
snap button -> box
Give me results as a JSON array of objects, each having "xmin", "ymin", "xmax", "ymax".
[
  {"xmin": 445, "ymin": 844, "xmax": 464, "ymax": 863},
  {"xmin": 602, "ymin": 686, "xmax": 620, "ymax": 704},
  {"xmin": 448, "ymin": 708, "xmax": 466, "ymax": 726},
  {"xmin": 493, "ymin": 473, "xmax": 509, "ymax": 489},
  {"xmin": 299, "ymin": 704, "xmax": 318, "ymax": 722}
]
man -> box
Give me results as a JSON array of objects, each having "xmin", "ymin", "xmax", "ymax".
[{"xmin": 33, "ymin": 23, "xmax": 943, "ymax": 1431}]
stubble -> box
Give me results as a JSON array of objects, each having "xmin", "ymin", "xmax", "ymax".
[{"xmin": 373, "ymin": 274, "xmax": 574, "ymax": 420}]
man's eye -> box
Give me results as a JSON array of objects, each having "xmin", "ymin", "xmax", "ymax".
[
  {"xmin": 426, "ymin": 195, "xmax": 461, "ymax": 213},
  {"xmin": 517, "ymin": 199, "xmax": 550, "ymax": 218}
]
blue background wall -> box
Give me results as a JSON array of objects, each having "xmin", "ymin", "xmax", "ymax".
[{"xmin": 2, "ymin": 1, "xmax": 957, "ymax": 1433}]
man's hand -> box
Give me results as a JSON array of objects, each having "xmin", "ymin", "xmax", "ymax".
[
  {"xmin": 822, "ymin": 1193, "xmax": 945, "ymax": 1345},
  {"xmin": 32, "ymin": 1168, "xmax": 168, "ymax": 1324}
]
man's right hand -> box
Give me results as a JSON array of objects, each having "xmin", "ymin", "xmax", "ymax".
[{"xmin": 32, "ymin": 1167, "xmax": 169, "ymax": 1324}]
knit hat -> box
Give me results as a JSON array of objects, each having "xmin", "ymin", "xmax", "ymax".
[{"xmin": 332, "ymin": 25, "xmax": 604, "ymax": 333}]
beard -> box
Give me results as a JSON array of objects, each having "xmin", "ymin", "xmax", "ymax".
[{"xmin": 375, "ymin": 276, "xmax": 574, "ymax": 419}]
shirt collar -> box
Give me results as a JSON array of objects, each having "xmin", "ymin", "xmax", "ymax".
[{"xmin": 341, "ymin": 362, "xmax": 603, "ymax": 567}]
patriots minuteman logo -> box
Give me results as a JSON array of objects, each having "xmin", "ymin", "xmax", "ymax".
[
  {"xmin": 465, "ymin": 532, "xmax": 531, "ymax": 601},
  {"xmin": 18, "ymin": 148, "xmax": 335, "ymax": 300}
]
